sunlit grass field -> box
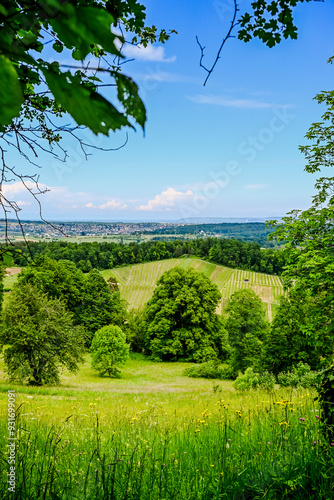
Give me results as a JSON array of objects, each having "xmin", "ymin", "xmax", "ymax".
[
  {"xmin": 0, "ymin": 354, "xmax": 333, "ymax": 499},
  {"xmin": 3, "ymin": 273, "xmax": 19, "ymax": 292},
  {"xmin": 101, "ymin": 258, "xmax": 283, "ymax": 319}
]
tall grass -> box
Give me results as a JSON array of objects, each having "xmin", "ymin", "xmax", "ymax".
[{"xmin": 1, "ymin": 390, "xmax": 333, "ymax": 499}]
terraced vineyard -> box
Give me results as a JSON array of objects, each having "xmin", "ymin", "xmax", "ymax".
[{"xmin": 101, "ymin": 258, "xmax": 284, "ymax": 320}]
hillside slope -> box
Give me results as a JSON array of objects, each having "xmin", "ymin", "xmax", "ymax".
[{"xmin": 101, "ymin": 258, "xmax": 283, "ymax": 320}]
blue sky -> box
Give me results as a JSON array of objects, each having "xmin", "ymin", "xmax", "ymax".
[{"xmin": 7, "ymin": 0, "xmax": 334, "ymax": 221}]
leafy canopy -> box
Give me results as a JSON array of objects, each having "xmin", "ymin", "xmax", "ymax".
[
  {"xmin": 90, "ymin": 325, "xmax": 129, "ymax": 378},
  {"xmin": 0, "ymin": 0, "xmax": 175, "ymax": 134},
  {"xmin": 239, "ymin": 0, "xmax": 312, "ymax": 48},
  {"xmin": 268, "ymin": 88, "xmax": 334, "ymax": 366},
  {"xmin": 143, "ymin": 267, "xmax": 228, "ymax": 362},
  {"xmin": 18, "ymin": 257, "xmax": 127, "ymax": 343},
  {"xmin": 264, "ymin": 288, "xmax": 325, "ymax": 374},
  {"xmin": 225, "ymin": 289, "xmax": 269, "ymax": 375},
  {"xmin": 0, "ymin": 282, "xmax": 86, "ymax": 385}
]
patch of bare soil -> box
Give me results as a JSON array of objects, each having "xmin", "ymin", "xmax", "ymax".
[{"xmin": 5, "ymin": 267, "xmax": 21, "ymax": 276}]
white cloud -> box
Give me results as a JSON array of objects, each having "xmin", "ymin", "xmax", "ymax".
[
  {"xmin": 187, "ymin": 94, "xmax": 291, "ymax": 109},
  {"xmin": 244, "ymin": 184, "xmax": 269, "ymax": 190},
  {"xmin": 99, "ymin": 200, "xmax": 127, "ymax": 210},
  {"xmin": 136, "ymin": 187, "xmax": 196, "ymax": 212},
  {"xmin": 1, "ymin": 182, "xmax": 130, "ymax": 217},
  {"xmin": 86, "ymin": 200, "xmax": 127, "ymax": 210},
  {"xmin": 2, "ymin": 180, "xmax": 48, "ymax": 197},
  {"xmin": 16, "ymin": 200, "xmax": 32, "ymax": 206},
  {"xmin": 123, "ymin": 44, "xmax": 176, "ymax": 62}
]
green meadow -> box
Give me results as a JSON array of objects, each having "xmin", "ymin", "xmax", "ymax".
[
  {"xmin": 2, "ymin": 262, "xmax": 332, "ymax": 499},
  {"xmin": 0, "ymin": 354, "xmax": 332, "ymax": 499}
]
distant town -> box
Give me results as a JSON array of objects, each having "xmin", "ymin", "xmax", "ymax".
[{"xmin": 0, "ymin": 218, "xmax": 280, "ymax": 247}]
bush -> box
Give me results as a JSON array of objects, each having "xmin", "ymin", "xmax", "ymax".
[
  {"xmin": 183, "ymin": 361, "xmax": 233, "ymax": 380},
  {"xmin": 233, "ymin": 368, "xmax": 260, "ymax": 391},
  {"xmin": 278, "ymin": 362, "xmax": 319, "ymax": 388},
  {"xmin": 258, "ymin": 371, "xmax": 276, "ymax": 391},
  {"xmin": 233, "ymin": 368, "xmax": 275, "ymax": 391}
]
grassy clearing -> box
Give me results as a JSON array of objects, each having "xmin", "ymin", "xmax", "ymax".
[
  {"xmin": 0, "ymin": 355, "xmax": 332, "ymax": 499},
  {"xmin": 102, "ymin": 259, "xmax": 284, "ymax": 318},
  {"xmin": 3, "ymin": 273, "xmax": 20, "ymax": 292}
]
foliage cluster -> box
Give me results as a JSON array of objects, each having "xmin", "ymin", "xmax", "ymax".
[
  {"xmin": 0, "ymin": 283, "xmax": 85, "ymax": 384},
  {"xmin": 224, "ymin": 289, "xmax": 269, "ymax": 376},
  {"xmin": 143, "ymin": 267, "xmax": 228, "ymax": 362},
  {"xmin": 233, "ymin": 367, "xmax": 275, "ymax": 392},
  {"xmin": 184, "ymin": 362, "xmax": 319, "ymax": 392},
  {"xmin": 183, "ymin": 361, "xmax": 233, "ymax": 380},
  {"xmin": 278, "ymin": 362, "xmax": 319, "ymax": 389},
  {"xmin": 17, "ymin": 257, "xmax": 126, "ymax": 344}
]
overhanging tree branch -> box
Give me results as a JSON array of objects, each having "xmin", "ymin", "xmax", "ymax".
[{"xmin": 196, "ymin": 0, "xmax": 240, "ymax": 86}]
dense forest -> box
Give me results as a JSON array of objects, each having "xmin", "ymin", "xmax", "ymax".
[{"xmin": 5, "ymin": 237, "xmax": 284, "ymax": 275}]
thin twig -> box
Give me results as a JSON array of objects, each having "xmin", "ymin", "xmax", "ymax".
[{"xmin": 196, "ymin": 0, "xmax": 240, "ymax": 86}]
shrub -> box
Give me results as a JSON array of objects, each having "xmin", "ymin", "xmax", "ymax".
[
  {"xmin": 258, "ymin": 371, "xmax": 276, "ymax": 391},
  {"xmin": 183, "ymin": 361, "xmax": 233, "ymax": 380},
  {"xmin": 233, "ymin": 367, "xmax": 260, "ymax": 391},
  {"xmin": 278, "ymin": 362, "xmax": 319, "ymax": 388},
  {"xmin": 233, "ymin": 368, "xmax": 275, "ymax": 391},
  {"xmin": 90, "ymin": 325, "xmax": 129, "ymax": 378}
]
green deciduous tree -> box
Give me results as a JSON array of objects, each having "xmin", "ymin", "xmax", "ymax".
[
  {"xmin": 90, "ymin": 325, "xmax": 129, "ymax": 377},
  {"xmin": 78, "ymin": 268, "xmax": 127, "ymax": 341},
  {"xmin": 18, "ymin": 257, "xmax": 127, "ymax": 343},
  {"xmin": 263, "ymin": 288, "xmax": 322, "ymax": 374},
  {"xmin": 225, "ymin": 289, "xmax": 269, "ymax": 375},
  {"xmin": 143, "ymin": 267, "xmax": 228, "ymax": 362},
  {"xmin": 0, "ymin": 283, "xmax": 85, "ymax": 384},
  {"xmin": 269, "ymin": 89, "xmax": 334, "ymax": 366},
  {"xmin": 125, "ymin": 308, "xmax": 146, "ymax": 352}
]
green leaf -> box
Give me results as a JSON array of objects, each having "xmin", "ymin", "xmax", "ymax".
[
  {"xmin": 113, "ymin": 72, "xmax": 146, "ymax": 130},
  {"xmin": 53, "ymin": 41, "xmax": 63, "ymax": 53},
  {"xmin": 0, "ymin": 55, "xmax": 24, "ymax": 130},
  {"xmin": 41, "ymin": 65, "xmax": 132, "ymax": 135},
  {"xmin": 44, "ymin": 0, "xmax": 122, "ymax": 60},
  {"xmin": 1, "ymin": 252, "xmax": 14, "ymax": 267}
]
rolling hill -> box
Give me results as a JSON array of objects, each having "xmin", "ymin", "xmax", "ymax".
[{"xmin": 101, "ymin": 258, "xmax": 283, "ymax": 320}]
